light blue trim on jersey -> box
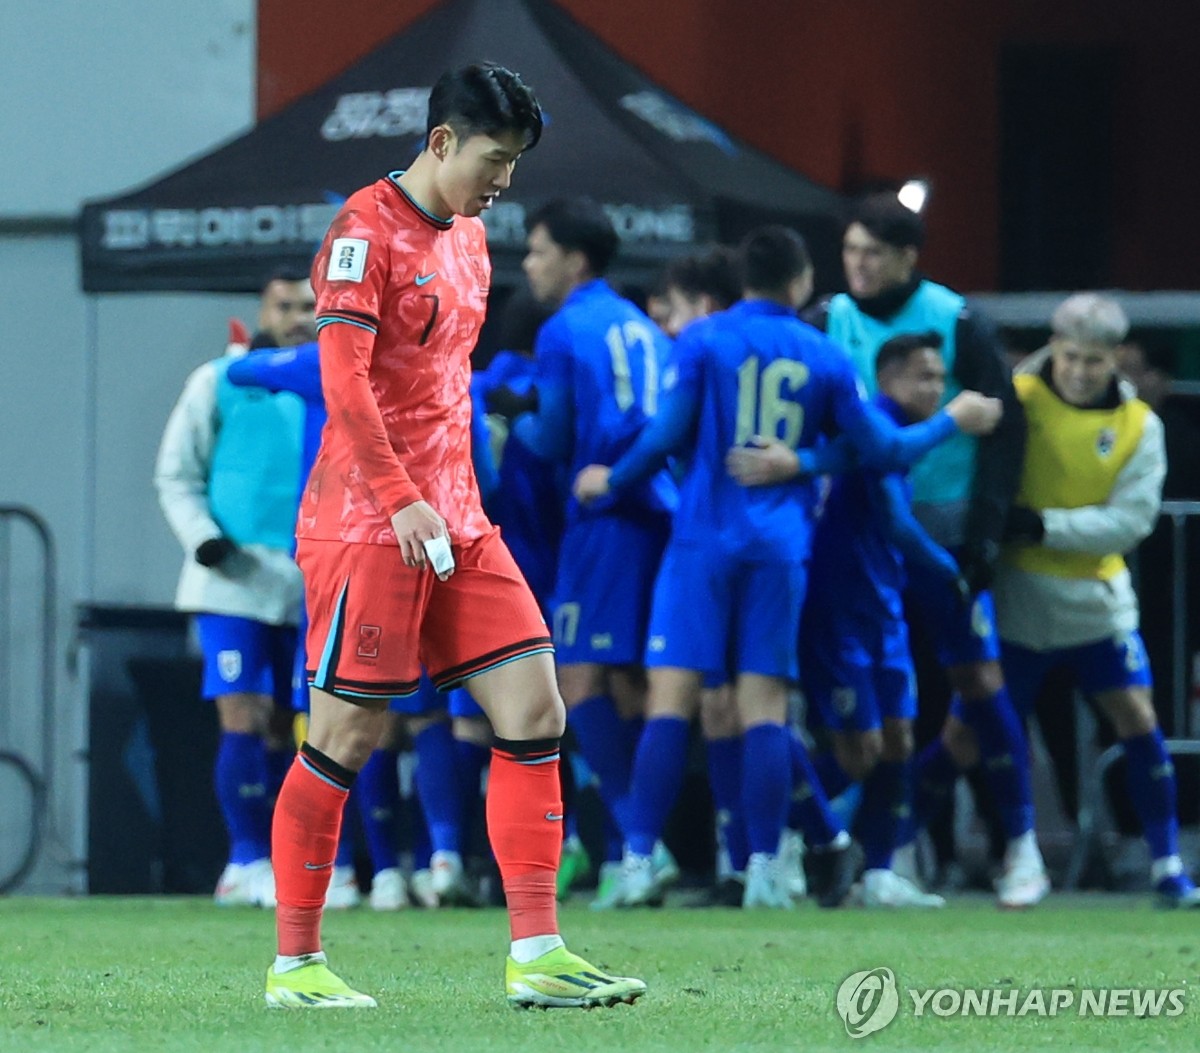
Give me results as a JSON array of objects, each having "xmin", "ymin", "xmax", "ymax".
[
  {"xmin": 316, "ymin": 317, "xmax": 378, "ymax": 335},
  {"xmin": 210, "ymin": 360, "xmax": 304, "ymax": 549},
  {"xmin": 827, "ymin": 280, "xmax": 975, "ymax": 507},
  {"xmin": 386, "ymin": 170, "xmax": 454, "ymax": 227},
  {"xmin": 314, "ymin": 578, "xmax": 350, "ymax": 689}
]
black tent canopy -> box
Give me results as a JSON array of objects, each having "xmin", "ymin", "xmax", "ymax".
[{"xmin": 80, "ymin": 0, "xmax": 845, "ymax": 293}]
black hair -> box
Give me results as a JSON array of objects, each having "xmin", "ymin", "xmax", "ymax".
[
  {"xmin": 426, "ymin": 62, "xmax": 543, "ymax": 150},
  {"xmin": 1122, "ymin": 327, "xmax": 1179, "ymax": 376},
  {"xmin": 739, "ymin": 225, "xmax": 810, "ymax": 294},
  {"xmin": 260, "ymin": 266, "xmax": 311, "ymax": 293},
  {"xmin": 664, "ymin": 245, "xmax": 741, "ymax": 310},
  {"xmin": 875, "ymin": 330, "xmax": 944, "ymax": 376},
  {"xmin": 527, "ymin": 197, "xmax": 619, "ymax": 277},
  {"xmin": 848, "ymin": 192, "xmax": 926, "ymax": 250}
]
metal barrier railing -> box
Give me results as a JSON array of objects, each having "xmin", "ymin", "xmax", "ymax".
[
  {"xmin": 0, "ymin": 505, "xmax": 56, "ymax": 891},
  {"xmin": 1160, "ymin": 500, "xmax": 1200, "ymax": 739}
]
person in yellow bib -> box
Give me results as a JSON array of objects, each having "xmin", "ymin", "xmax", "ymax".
[{"xmin": 994, "ymin": 292, "xmax": 1199, "ymax": 908}]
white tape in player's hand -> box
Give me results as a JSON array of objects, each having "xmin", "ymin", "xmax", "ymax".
[{"xmin": 423, "ymin": 535, "xmax": 455, "ymax": 580}]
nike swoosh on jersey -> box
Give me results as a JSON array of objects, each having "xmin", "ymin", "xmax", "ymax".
[
  {"xmin": 415, "ymin": 272, "xmax": 437, "ymax": 286},
  {"xmin": 545, "ymin": 812, "xmax": 564, "ymax": 821}
]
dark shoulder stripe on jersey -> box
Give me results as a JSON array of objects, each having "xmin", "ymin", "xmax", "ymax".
[
  {"xmin": 322, "ymin": 307, "xmax": 380, "ymax": 327},
  {"xmin": 316, "ymin": 313, "xmax": 378, "ymax": 335}
]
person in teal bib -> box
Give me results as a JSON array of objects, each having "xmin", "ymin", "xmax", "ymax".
[
  {"xmin": 155, "ymin": 268, "xmax": 314, "ymax": 909},
  {"xmin": 803, "ymin": 194, "xmax": 1048, "ymax": 908}
]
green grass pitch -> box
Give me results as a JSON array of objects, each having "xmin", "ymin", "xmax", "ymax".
[{"xmin": 0, "ymin": 895, "xmax": 1194, "ymax": 1052}]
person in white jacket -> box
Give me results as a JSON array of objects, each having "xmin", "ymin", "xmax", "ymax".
[
  {"xmin": 994, "ymin": 291, "xmax": 1200, "ymax": 908},
  {"xmin": 154, "ymin": 269, "xmax": 314, "ymax": 907}
]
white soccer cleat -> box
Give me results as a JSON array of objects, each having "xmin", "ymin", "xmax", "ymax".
[
  {"xmin": 861, "ymin": 868, "xmax": 945, "ymax": 908},
  {"xmin": 409, "ymin": 868, "xmax": 439, "ymax": 909},
  {"xmin": 324, "ymin": 865, "xmax": 362, "ymax": 910},
  {"xmin": 368, "ymin": 867, "xmax": 409, "ymax": 911},
  {"xmin": 617, "ymin": 852, "xmax": 660, "ymax": 907},
  {"xmin": 651, "ymin": 840, "xmax": 681, "ymax": 890},
  {"xmin": 214, "ymin": 858, "xmax": 275, "ymax": 908},
  {"xmin": 742, "ymin": 852, "xmax": 793, "ymax": 909},
  {"xmin": 995, "ymin": 858, "xmax": 1050, "ymax": 909},
  {"xmin": 778, "ymin": 829, "xmax": 808, "ymax": 899},
  {"xmin": 589, "ymin": 861, "xmax": 624, "ymax": 911},
  {"xmin": 430, "ymin": 850, "xmax": 477, "ymax": 906}
]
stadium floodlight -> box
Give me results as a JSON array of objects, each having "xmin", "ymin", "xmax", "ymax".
[{"xmin": 897, "ymin": 178, "xmax": 930, "ymax": 214}]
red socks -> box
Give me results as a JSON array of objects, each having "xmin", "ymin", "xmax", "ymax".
[
  {"xmin": 272, "ymin": 744, "xmax": 352, "ymax": 957},
  {"xmin": 487, "ymin": 738, "xmax": 562, "ymax": 941}
]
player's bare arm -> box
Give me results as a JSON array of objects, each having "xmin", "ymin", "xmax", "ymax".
[
  {"xmin": 944, "ymin": 391, "xmax": 1003, "ymax": 435},
  {"xmin": 572, "ymin": 464, "xmax": 612, "ymax": 505},
  {"xmin": 725, "ymin": 436, "xmax": 801, "ymax": 486}
]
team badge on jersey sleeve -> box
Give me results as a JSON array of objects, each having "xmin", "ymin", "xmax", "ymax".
[{"xmin": 327, "ymin": 238, "xmax": 369, "ymax": 282}]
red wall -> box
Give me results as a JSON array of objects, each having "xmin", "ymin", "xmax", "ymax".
[{"xmin": 257, "ymin": 0, "xmax": 1199, "ymax": 292}]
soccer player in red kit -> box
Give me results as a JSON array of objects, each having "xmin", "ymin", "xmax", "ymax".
[{"xmin": 263, "ymin": 63, "xmax": 646, "ymax": 1010}]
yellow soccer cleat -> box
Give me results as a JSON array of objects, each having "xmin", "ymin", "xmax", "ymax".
[
  {"xmin": 505, "ymin": 946, "xmax": 647, "ymax": 1009},
  {"xmin": 264, "ymin": 959, "xmax": 378, "ymax": 1009}
]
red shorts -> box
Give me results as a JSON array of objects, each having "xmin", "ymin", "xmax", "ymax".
[{"xmin": 296, "ymin": 528, "xmax": 553, "ymax": 701}]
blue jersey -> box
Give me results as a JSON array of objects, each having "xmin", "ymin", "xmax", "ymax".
[
  {"xmin": 472, "ymin": 352, "xmax": 565, "ymax": 606},
  {"xmin": 514, "ymin": 280, "xmax": 676, "ymax": 524},
  {"xmin": 808, "ymin": 395, "xmax": 960, "ymax": 625},
  {"xmin": 609, "ymin": 299, "xmax": 960, "ymax": 562}
]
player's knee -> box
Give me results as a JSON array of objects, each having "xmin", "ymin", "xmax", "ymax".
[
  {"xmin": 557, "ymin": 663, "xmax": 605, "ymax": 709},
  {"xmin": 215, "ymin": 692, "xmax": 271, "ymax": 734},
  {"xmin": 947, "ymin": 660, "xmax": 1003, "ymax": 700},
  {"xmin": 1108, "ymin": 690, "xmax": 1158, "ymax": 738},
  {"xmin": 941, "ymin": 716, "xmax": 978, "ymax": 769},
  {"xmin": 835, "ymin": 732, "xmax": 881, "ymax": 781},
  {"xmin": 881, "ymin": 720, "xmax": 914, "ymax": 762},
  {"xmin": 699, "ymin": 686, "xmax": 738, "ymax": 739}
]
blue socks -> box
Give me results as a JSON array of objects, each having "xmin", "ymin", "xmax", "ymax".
[
  {"xmin": 625, "ymin": 716, "xmax": 690, "ymax": 857},
  {"xmin": 813, "ymin": 750, "xmax": 855, "ymax": 801},
  {"xmin": 356, "ymin": 748, "xmax": 400, "ymax": 874},
  {"xmin": 706, "ymin": 735, "xmax": 749, "ymax": 874},
  {"xmin": 414, "ymin": 721, "xmax": 463, "ymax": 855},
  {"xmin": 568, "ymin": 695, "xmax": 637, "ymax": 834},
  {"xmin": 215, "ymin": 731, "xmax": 271, "ymax": 864},
  {"xmin": 913, "ymin": 737, "xmax": 959, "ymax": 831},
  {"xmin": 1123, "ymin": 729, "xmax": 1179, "ymax": 861},
  {"xmin": 960, "ymin": 689, "xmax": 1035, "ymax": 840},
  {"xmin": 858, "ymin": 759, "xmax": 908, "ymax": 870},
  {"xmin": 787, "ymin": 732, "xmax": 843, "ymax": 848},
  {"xmin": 743, "ymin": 724, "xmax": 792, "ymax": 855}
]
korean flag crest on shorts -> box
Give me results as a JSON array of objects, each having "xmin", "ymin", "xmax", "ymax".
[{"xmin": 328, "ymin": 238, "xmax": 368, "ymax": 282}]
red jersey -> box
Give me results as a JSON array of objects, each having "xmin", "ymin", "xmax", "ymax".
[{"xmin": 298, "ymin": 174, "xmax": 494, "ymax": 546}]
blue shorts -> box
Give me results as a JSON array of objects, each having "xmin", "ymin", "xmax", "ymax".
[
  {"xmin": 194, "ymin": 613, "xmax": 296, "ymax": 707},
  {"xmin": 905, "ymin": 559, "xmax": 1001, "ymax": 668},
  {"xmin": 645, "ymin": 540, "xmax": 806, "ymax": 681},
  {"xmin": 1001, "ymin": 632, "xmax": 1153, "ymax": 718},
  {"xmin": 803, "ymin": 617, "xmax": 917, "ymax": 733},
  {"xmin": 550, "ymin": 515, "xmax": 668, "ymax": 666}
]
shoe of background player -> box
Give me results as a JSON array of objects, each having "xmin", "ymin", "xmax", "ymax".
[
  {"xmin": 807, "ymin": 832, "xmax": 857, "ymax": 908},
  {"xmin": 742, "ymin": 852, "xmax": 793, "ymax": 909},
  {"xmin": 506, "ymin": 946, "xmax": 646, "ymax": 1009},
  {"xmin": 557, "ymin": 835, "xmax": 592, "ymax": 900},
  {"xmin": 265, "ymin": 956, "xmax": 377, "ymax": 1009},
  {"xmin": 214, "ymin": 858, "xmax": 275, "ymax": 908},
  {"xmin": 1154, "ymin": 872, "xmax": 1200, "ymax": 909},
  {"xmin": 778, "ymin": 829, "xmax": 807, "ymax": 899},
  {"xmin": 430, "ymin": 850, "xmax": 479, "ymax": 906},
  {"xmin": 995, "ymin": 857, "xmax": 1050, "ymax": 909},
  {"xmin": 409, "ymin": 867, "xmax": 439, "ymax": 909},
  {"xmin": 861, "ymin": 868, "xmax": 946, "ymax": 908},
  {"xmin": 323, "ymin": 865, "xmax": 362, "ymax": 910},
  {"xmin": 617, "ymin": 852, "xmax": 660, "ymax": 907},
  {"xmin": 651, "ymin": 840, "xmax": 681, "ymax": 892},
  {"xmin": 589, "ymin": 861, "xmax": 624, "ymax": 911},
  {"xmin": 368, "ymin": 867, "xmax": 409, "ymax": 911}
]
